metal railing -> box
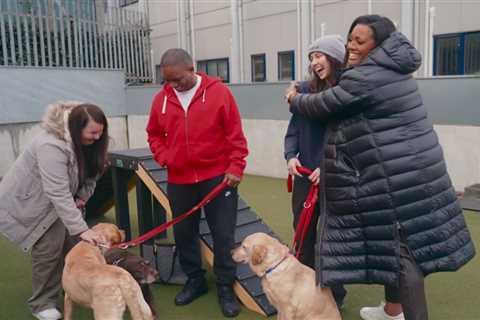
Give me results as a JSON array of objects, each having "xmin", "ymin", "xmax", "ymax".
[{"xmin": 0, "ymin": 0, "xmax": 152, "ymax": 84}]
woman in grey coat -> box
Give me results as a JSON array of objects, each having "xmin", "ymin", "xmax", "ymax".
[
  {"xmin": 0, "ymin": 101, "xmax": 109, "ymax": 320},
  {"xmin": 285, "ymin": 15, "xmax": 475, "ymax": 320}
]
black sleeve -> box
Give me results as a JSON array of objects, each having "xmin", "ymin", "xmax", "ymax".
[
  {"xmin": 284, "ymin": 115, "xmax": 299, "ymax": 161},
  {"xmin": 289, "ymin": 68, "xmax": 371, "ymax": 120}
]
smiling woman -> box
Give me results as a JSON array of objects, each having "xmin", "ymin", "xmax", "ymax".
[
  {"xmin": 286, "ymin": 14, "xmax": 476, "ymax": 320},
  {"xmin": 0, "ymin": 101, "xmax": 109, "ymax": 320}
]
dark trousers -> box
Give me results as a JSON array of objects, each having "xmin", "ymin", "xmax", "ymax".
[
  {"xmin": 384, "ymin": 234, "xmax": 428, "ymax": 320},
  {"xmin": 168, "ymin": 175, "xmax": 237, "ymax": 286},
  {"xmin": 292, "ymin": 176, "xmax": 347, "ymax": 305}
]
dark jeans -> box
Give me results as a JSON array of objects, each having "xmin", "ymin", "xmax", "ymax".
[
  {"xmin": 292, "ymin": 176, "xmax": 347, "ymax": 305},
  {"xmin": 168, "ymin": 175, "xmax": 238, "ymax": 286},
  {"xmin": 384, "ymin": 232, "xmax": 428, "ymax": 320}
]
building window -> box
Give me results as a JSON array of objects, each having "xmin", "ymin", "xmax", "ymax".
[
  {"xmin": 120, "ymin": 0, "xmax": 139, "ymax": 7},
  {"xmin": 434, "ymin": 31, "xmax": 480, "ymax": 75},
  {"xmin": 251, "ymin": 54, "xmax": 266, "ymax": 82},
  {"xmin": 197, "ymin": 58, "xmax": 229, "ymax": 83},
  {"xmin": 278, "ymin": 50, "xmax": 295, "ymax": 81}
]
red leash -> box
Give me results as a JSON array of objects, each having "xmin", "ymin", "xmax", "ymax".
[
  {"xmin": 288, "ymin": 166, "xmax": 319, "ymax": 259},
  {"xmin": 113, "ymin": 180, "xmax": 229, "ymax": 249}
]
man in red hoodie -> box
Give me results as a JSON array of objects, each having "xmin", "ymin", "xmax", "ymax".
[{"xmin": 146, "ymin": 48, "xmax": 248, "ymax": 317}]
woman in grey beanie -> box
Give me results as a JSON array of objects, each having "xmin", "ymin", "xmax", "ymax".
[{"xmin": 284, "ymin": 34, "xmax": 347, "ymax": 309}]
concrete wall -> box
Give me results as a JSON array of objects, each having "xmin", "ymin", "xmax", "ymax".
[
  {"xmin": 0, "ymin": 68, "xmax": 129, "ymax": 177},
  {"xmin": 1, "ymin": 67, "xmax": 479, "ymax": 192},
  {"xmin": 0, "ymin": 117, "xmax": 128, "ymax": 178},
  {"xmin": 123, "ymin": 76, "xmax": 480, "ymax": 191},
  {"xmin": 0, "ymin": 67, "xmax": 127, "ymax": 124}
]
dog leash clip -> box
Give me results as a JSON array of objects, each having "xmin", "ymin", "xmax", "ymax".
[{"xmin": 117, "ymin": 243, "xmax": 130, "ymax": 250}]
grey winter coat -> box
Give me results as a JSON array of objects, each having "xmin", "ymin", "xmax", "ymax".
[
  {"xmin": 290, "ymin": 32, "xmax": 475, "ymax": 287},
  {"xmin": 0, "ymin": 102, "xmax": 95, "ymax": 252}
]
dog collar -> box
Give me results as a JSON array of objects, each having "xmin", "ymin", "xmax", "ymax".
[{"xmin": 262, "ymin": 254, "xmax": 290, "ymax": 278}]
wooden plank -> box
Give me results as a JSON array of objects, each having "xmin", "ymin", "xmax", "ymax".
[
  {"xmin": 135, "ymin": 164, "xmax": 172, "ymax": 220},
  {"xmin": 199, "ymin": 241, "xmax": 267, "ymax": 317}
]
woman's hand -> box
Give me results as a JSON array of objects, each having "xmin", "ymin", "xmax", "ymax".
[
  {"xmin": 79, "ymin": 229, "xmax": 107, "ymax": 246},
  {"xmin": 287, "ymin": 158, "xmax": 302, "ymax": 177},
  {"xmin": 75, "ymin": 198, "xmax": 86, "ymax": 209},
  {"xmin": 308, "ymin": 168, "xmax": 321, "ymax": 185},
  {"xmin": 285, "ymin": 81, "xmax": 299, "ymax": 103}
]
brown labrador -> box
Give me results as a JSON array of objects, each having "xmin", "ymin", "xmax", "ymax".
[
  {"xmin": 62, "ymin": 223, "xmax": 153, "ymax": 320},
  {"xmin": 232, "ymin": 232, "xmax": 341, "ymax": 320},
  {"xmin": 104, "ymin": 248, "xmax": 159, "ymax": 319}
]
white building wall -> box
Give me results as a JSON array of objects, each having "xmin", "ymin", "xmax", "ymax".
[{"xmin": 145, "ymin": 0, "xmax": 480, "ymax": 82}]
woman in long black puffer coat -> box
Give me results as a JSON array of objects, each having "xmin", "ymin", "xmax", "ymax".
[{"xmin": 285, "ymin": 15, "xmax": 475, "ymax": 320}]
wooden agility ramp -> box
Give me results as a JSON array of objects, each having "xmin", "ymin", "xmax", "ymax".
[{"xmin": 108, "ymin": 148, "xmax": 277, "ymax": 316}]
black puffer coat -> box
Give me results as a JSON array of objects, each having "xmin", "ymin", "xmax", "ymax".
[{"xmin": 290, "ymin": 32, "xmax": 475, "ymax": 288}]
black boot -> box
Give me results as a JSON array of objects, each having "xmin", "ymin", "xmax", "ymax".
[
  {"xmin": 174, "ymin": 277, "xmax": 208, "ymax": 306},
  {"xmin": 217, "ymin": 284, "xmax": 240, "ymax": 317}
]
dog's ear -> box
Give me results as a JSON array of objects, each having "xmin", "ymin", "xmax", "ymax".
[{"xmin": 251, "ymin": 245, "xmax": 267, "ymax": 265}]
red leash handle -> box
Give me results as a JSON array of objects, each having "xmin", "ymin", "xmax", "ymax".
[
  {"xmin": 287, "ymin": 166, "xmax": 314, "ymax": 193},
  {"xmin": 113, "ymin": 180, "xmax": 229, "ymax": 249},
  {"xmin": 287, "ymin": 166, "xmax": 320, "ymax": 259}
]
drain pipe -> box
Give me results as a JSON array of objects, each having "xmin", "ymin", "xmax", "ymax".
[
  {"xmin": 189, "ymin": 0, "xmax": 196, "ymax": 63},
  {"xmin": 230, "ymin": 0, "xmax": 241, "ymax": 83}
]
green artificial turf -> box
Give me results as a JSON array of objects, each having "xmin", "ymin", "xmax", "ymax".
[{"xmin": 0, "ymin": 175, "xmax": 479, "ymax": 319}]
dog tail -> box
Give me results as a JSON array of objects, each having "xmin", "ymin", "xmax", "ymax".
[{"xmin": 118, "ymin": 270, "xmax": 154, "ymax": 320}]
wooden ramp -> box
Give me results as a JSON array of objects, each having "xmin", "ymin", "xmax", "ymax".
[{"xmin": 108, "ymin": 148, "xmax": 277, "ymax": 317}]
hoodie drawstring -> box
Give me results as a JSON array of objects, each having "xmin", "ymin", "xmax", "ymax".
[
  {"xmin": 202, "ymin": 89, "xmax": 206, "ymax": 103},
  {"xmin": 162, "ymin": 95, "xmax": 167, "ymax": 114}
]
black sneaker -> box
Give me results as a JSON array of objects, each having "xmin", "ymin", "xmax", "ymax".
[
  {"xmin": 217, "ymin": 284, "xmax": 240, "ymax": 317},
  {"xmin": 174, "ymin": 277, "xmax": 208, "ymax": 306}
]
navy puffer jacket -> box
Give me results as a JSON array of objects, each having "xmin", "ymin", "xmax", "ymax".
[{"xmin": 290, "ymin": 32, "xmax": 475, "ymax": 287}]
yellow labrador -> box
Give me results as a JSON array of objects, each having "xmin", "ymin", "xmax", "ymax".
[
  {"xmin": 62, "ymin": 223, "xmax": 153, "ymax": 320},
  {"xmin": 232, "ymin": 232, "xmax": 341, "ymax": 320}
]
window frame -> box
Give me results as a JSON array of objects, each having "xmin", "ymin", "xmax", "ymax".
[
  {"xmin": 277, "ymin": 50, "xmax": 295, "ymax": 81},
  {"xmin": 119, "ymin": 0, "xmax": 139, "ymax": 8},
  {"xmin": 433, "ymin": 30, "xmax": 480, "ymax": 76},
  {"xmin": 196, "ymin": 58, "xmax": 230, "ymax": 83},
  {"xmin": 251, "ymin": 53, "xmax": 266, "ymax": 82}
]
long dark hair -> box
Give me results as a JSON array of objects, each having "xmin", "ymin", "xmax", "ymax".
[
  {"xmin": 348, "ymin": 14, "xmax": 397, "ymax": 47},
  {"xmin": 308, "ymin": 54, "xmax": 346, "ymax": 93},
  {"xmin": 68, "ymin": 104, "xmax": 109, "ymax": 186}
]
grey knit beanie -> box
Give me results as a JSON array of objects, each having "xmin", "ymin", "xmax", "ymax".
[{"xmin": 307, "ymin": 35, "xmax": 346, "ymax": 64}]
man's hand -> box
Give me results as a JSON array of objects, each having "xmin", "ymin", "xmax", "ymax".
[
  {"xmin": 223, "ymin": 173, "xmax": 242, "ymax": 187},
  {"xmin": 287, "ymin": 158, "xmax": 302, "ymax": 177},
  {"xmin": 285, "ymin": 81, "xmax": 299, "ymax": 103},
  {"xmin": 308, "ymin": 168, "xmax": 321, "ymax": 186}
]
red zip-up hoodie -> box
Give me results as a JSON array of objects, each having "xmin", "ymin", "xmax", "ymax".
[{"xmin": 146, "ymin": 73, "xmax": 248, "ymax": 184}]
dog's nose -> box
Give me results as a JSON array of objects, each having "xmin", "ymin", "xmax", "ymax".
[{"xmin": 230, "ymin": 245, "xmax": 241, "ymax": 255}]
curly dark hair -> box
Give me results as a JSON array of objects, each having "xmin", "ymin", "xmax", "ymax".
[{"xmin": 348, "ymin": 14, "xmax": 397, "ymax": 46}]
